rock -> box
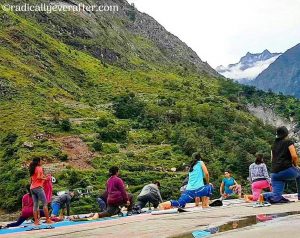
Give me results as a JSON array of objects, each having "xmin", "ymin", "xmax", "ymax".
[
  {"xmin": 23, "ymin": 141, "xmax": 34, "ymax": 149},
  {"xmin": 34, "ymin": 133, "xmax": 50, "ymax": 140}
]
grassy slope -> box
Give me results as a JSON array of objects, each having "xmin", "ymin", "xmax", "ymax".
[{"xmin": 0, "ymin": 8, "xmax": 299, "ymax": 213}]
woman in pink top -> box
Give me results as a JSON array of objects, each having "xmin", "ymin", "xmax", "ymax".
[
  {"xmin": 1, "ymin": 185, "xmax": 45, "ymax": 228},
  {"xmin": 29, "ymin": 157, "xmax": 53, "ymax": 225},
  {"xmin": 93, "ymin": 166, "xmax": 133, "ymax": 219}
]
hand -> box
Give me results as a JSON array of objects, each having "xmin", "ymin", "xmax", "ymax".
[{"xmin": 126, "ymin": 200, "xmax": 130, "ymax": 206}]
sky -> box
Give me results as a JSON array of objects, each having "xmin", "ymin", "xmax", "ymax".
[{"xmin": 128, "ymin": 0, "xmax": 300, "ymax": 68}]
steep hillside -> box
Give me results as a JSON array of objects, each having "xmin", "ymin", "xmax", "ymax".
[
  {"xmin": 3, "ymin": 0, "xmax": 217, "ymax": 76},
  {"xmin": 251, "ymin": 44, "xmax": 300, "ymax": 98},
  {"xmin": 0, "ymin": 1, "xmax": 300, "ymax": 213}
]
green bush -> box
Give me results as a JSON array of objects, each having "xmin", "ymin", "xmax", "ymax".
[
  {"xmin": 92, "ymin": 140, "xmax": 103, "ymax": 152},
  {"xmin": 112, "ymin": 93, "xmax": 145, "ymax": 119},
  {"xmin": 126, "ymin": 151, "xmax": 135, "ymax": 158},
  {"xmin": 98, "ymin": 122, "xmax": 129, "ymax": 143},
  {"xmin": 1, "ymin": 132, "xmax": 18, "ymax": 145},
  {"xmin": 58, "ymin": 153, "xmax": 68, "ymax": 162},
  {"xmin": 95, "ymin": 116, "xmax": 113, "ymax": 128},
  {"xmin": 102, "ymin": 143, "xmax": 119, "ymax": 154},
  {"xmin": 61, "ymin": 119, "xmax": 71, "ymax": 131}
]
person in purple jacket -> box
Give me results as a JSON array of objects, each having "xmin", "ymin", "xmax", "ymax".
[{"xmin": 93, "ymin": 166, "xmax": 133, "ymax": 219}]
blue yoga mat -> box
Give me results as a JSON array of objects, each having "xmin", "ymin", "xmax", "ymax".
[
  {"xmin": 192, "ymin": 230, "xmax": 211, "ymax": 238},
  {"xmin": 0, "ymin": 217, "xmax": 117, "ymax": 235}
]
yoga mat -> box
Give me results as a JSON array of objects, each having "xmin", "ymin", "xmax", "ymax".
[{"xmin": 0, "ymin": 217, "xmax": 116, "ymax": 235}]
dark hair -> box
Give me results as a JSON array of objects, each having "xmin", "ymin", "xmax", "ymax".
[
  {"xmin": 154, "ymin": 181, "xmax": 161, "ymax": 188},
  {"xmin": 29, "ymin": 157, "xmax": 41, "ymax": 176},
  {"xmin": 255, "ymin": 153, "xmax": 264, "ymax": 164},
  {"xmin": 26, "ymin": 184, "xmax": 32, "ymax": 197},
  {"xmin": 224, "ymin": 169, "xmax": 232, "ymax": 174},
  {"xmin": 109, "ymin": 166, "xmax": 119, "ymax": 176},
  {"xmin": 276, "ymin": 126, "xmax": 289, "ymax": 139},
  {"xmin": 189, "ymin": 153, "xmax": 202, "ymax": 172}
]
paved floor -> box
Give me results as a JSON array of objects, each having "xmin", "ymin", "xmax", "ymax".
[
  {"xmin": 3, "ymin": 202, "xmax": 300, "ymax": 238},
  {"xmin": 214, "ymin": 214, "xmax": 300, "ymax": 238}
]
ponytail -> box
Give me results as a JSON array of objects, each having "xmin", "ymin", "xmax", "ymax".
[
  {"xmin": 29, "ymin": 157, "xmax": 41, "ymax": 176},
  {"xmin": 189, "ymin": 153, "xmax": 202, "ymax": 172}
]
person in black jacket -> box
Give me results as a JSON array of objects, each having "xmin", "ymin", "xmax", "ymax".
[{"xmin": 263, "ymin": 126, "xmax": 300, "ymax": 203}]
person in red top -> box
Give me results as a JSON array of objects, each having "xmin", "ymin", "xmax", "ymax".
[
  {"xmin": 93, "ymin": 166, "xmax": 133, "ymax": 219},
  {"xmin": 1, "ymin": 185, "xmax": 45, "ymax": 228},
  {"xmin": 29, "ymin": 157, "xmax": 53, "ymax": 225}
]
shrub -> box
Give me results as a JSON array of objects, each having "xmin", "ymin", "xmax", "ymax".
[
  {"xmin": 126, "ymin": 151, "xmax": 135, "ymax": 158},
  {"xmin": 102, "ymin": 144, "xmax": 119, "ymax": 154},
  {"xmin": 58, "ymin": 153, "xmax": 68, "ymax": 162},
  {"xmin": 112, "ymin": 93, "xmax": 145, "ymax": 119},
  {"xmin": 95, "ymin": 116, "xmax": 113, "ymax": 128},
  {"xmin": 99, "ymin": 122, "xmax": 129, "ymax": 142},
  {"xmin": 92, "ymin": 140, "xmax": 103, "ymax": 152},
  {"xmin": 61, "ymin": 119, "xmax": 71, "ymax": 131},
  {"xmin": 1, "ymin": 132, "xmax": 18, "ymax": 145}
]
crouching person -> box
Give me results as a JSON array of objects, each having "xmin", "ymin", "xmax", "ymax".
[
  {"xmin": 159, "ymin": 153, "xmax": 213, "ymax": 209},
  {"xmin": 134, "ymin": 181, "xmax": 163, "ymax": 212},
  {"xmin": 51, "ymin": 191, "xmax": 75, "ymax": 218},
  {"xmin": 93, "ymin": 166, "xmax": 133, "ymax": 219}
]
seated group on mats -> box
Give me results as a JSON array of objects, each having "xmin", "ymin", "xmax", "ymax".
[{"xmin": 1, "ymin": 126, "xmax": 300, "ymax": 227}]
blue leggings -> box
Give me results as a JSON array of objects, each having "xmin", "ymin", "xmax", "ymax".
[
  {"xmin": 264, "ymin": 166, "xmax": 300, "ymax": 202},
  {"xmin": 6, "ymin": 210, "xmax": 45, "ymax": 227},
  {"xmin": 171, "ymin": 184, "xmax": 214, "ymax": 208}
]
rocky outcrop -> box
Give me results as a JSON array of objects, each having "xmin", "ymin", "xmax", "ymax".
[
  {"xmin": 128, "ymin": 9, "xmax": 218, "ymax": 76},
  {"xmin": 247, "ymin": 104, "xmax": 300, "ymax": 151}
]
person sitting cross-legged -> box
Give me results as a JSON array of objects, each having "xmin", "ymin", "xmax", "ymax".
[{"xmin": 220, "ymin": 170, "xmax": 242, "ymax": 199}]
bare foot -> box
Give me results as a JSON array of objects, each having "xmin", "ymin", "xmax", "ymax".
[
  {"xmin": 244, "ymin": 195, "xmax": 251, "ymax": 203},
  {"xmin": 201, "ymin": 197, "xmax": 210, "ymax": 208},
  {"xmin": 46, "ymin": 219, "xmax": 55, "ymax": 224},
  {"xmin": 259, "ymin": 194, "xmax": 264, "ymax": 203},
  {"xmin": 195, "ymin": 197, "xmax": 200, "ymax": 206}
]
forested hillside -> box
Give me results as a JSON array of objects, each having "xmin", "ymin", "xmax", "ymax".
[{"xmin": 1, "ymin": 0, "xmax": 300, "ymax": 213}]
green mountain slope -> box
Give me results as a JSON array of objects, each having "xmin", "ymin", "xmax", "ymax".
[{"xmin": 0, "ymin": 1, "xmax": 300, "ymax": 213}]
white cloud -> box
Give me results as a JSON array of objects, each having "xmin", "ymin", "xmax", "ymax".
[
  {"xmin": 128, "ymin": 0, "xmax": 300, "ymax": 67},
  {"xmin": 220, "ymin": 55, "xmax": 280, "ymax": 81}
]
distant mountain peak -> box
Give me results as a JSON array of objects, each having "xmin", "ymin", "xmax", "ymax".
[
  {"xmin": 250, "ymin": 43, "xmax": 300, "ymax": 98},
  {"xmin": 216, "ymin": 50, "xmax": 281, "ymax": 83}
]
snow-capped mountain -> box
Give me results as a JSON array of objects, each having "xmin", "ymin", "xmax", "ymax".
[{"xmin": 216, "ymin": 50, "xmax": 281, "ymax": 83}]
